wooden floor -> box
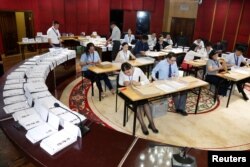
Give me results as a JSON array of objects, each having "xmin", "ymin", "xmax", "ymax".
[{"xmin": 61, "ymin": 77, "xmax": 250, "ymax": 151}]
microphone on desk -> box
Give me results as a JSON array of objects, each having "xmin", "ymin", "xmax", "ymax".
[{"xmin": 54, "ymin": 102, "xmax": 90, "ymax": 137}]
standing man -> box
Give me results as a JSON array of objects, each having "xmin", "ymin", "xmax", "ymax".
[
  {"xmin": 47, "ymin": 20, "xmax": 62, "ymax": 47},
  {"xmin": 108, "ymin": 22, "xmax": 121, "ymax": 60}
]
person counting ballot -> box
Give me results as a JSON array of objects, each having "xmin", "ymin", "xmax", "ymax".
[
  {"xmin": 119, "ymin": 62, "xmax": 159, "ymax": 135},
  {"xmin": 151, "ymin": 52, "xmax": 188, "ymax": 116},
  {"xmin": 80, "ymin": 43, "xmax": 115, "ymax": 98},
  {"xmin": 205, "ymin": 50, "xmax": 230, "ymax": 97},
  {"xmin": 153, "ymin": 34, "xmax": 169, "ymax": 51},
  {"xmin": 114, "ymin": 42, "xmax": 136, "ymax": 63},
  {"xmin": 226, "ymin": 46, "xmax": 249, "ymax": 100}
]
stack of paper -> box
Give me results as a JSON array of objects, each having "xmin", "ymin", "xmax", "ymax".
[
  {"xmin": 27, "ymin": 78, "xmax": 45, "ymax": 83},
  {"xmin": 3, "ymin": 89, "xmax": 24, "ymax": 97},
  {"xmin": 12, "ymin": 108, "xmax": 37, "ymax": 121},
  {"xmin": 155, "ymin": 84, "xmax": 176, "ymax": 93},
  {"xmin": 4, "ymin": 95, "xmax": 27, "ymax": 105},
  {"xmin": 3, "ymin": 101, "xmax": 30, "ymax": 114},
  {"xmin": 165, "ymin": 80, "xmax": 187, "ymax": 90},
  {"xmin": 40, "ymin": 121, "xmax": 81, "ymax": 155},
  {"xmin": 132, "ymin": 84, "xmax": 162, "ymax": 97},
  {"xmin": 7, "ymin": 72, "xmax": 25, "ymax": 79},
  {"xmin": 18, "ymin": 113, "xmax": 44, "ymax": 130},
  {"xmin": 4, "ymin": 83, "xmax": 23, "ymax": 90},
  {"xmin": 24, "ymin": 82, "xmax": 48, "ymax": 93},
  {"xmin": 5, "ymin": 79, "xmax": 26, "ymax": 85}
]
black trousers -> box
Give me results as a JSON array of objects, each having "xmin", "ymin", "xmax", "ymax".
[
  {"xmin": 83, "ymin": 70, "xmax": 113, "ymax": 92},
  {"xmin": 112, "ymin": 40, "xmax": 121, "ymax": 60},
  {"xmin": 205, "ymin": 75, "xmax": 230, "ymax": 96}
]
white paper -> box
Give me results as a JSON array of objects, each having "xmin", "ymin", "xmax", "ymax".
[
  {"xmin": 3, "ymin": 101, "xmax": 30, "ymax": 114},
  {"xmin": 4, "ymin": 95, "xmax": 27, "ymax": 105},
  {"xmin": 165, "ymin": 80, "xmax": 187, "ymax": 90},
  {"xmin": 24, "ymin": 82, "xmax": 48, "ymax": 93},
  {"xmin": 7, "ymin": 72, "xmax": 25, "ymax": 79},
  {"xmin": 34, "ymin": 99, "xmax": 49, "ymax": 122},
  {"xmin": 155, "ymin": 84, "xmax": 176, "ymax": 92},
  {"xmin": 18, "ymin": 113, "xmax": 44, "ymax": 130},
  {"xmin": 31, "ymin": 91, "xmax": 52, "ymax": 99},
  {"xmin": 27, "ymin": 78, "xmax": 45, "ymax": 83},
  {"xmin": 4, "ymin": 83, "xmax": 23, "ymax": 90},
  {"xmin": 12, "ymin": 108, "xmax": 37, "ymax": 121},
  {"xmin": 5, "ymin": 79, "xmax": 26, "ymax": 85},
  {"xmin": 3, "ymin": 89, "xmax": 24, "ymax": 97}
]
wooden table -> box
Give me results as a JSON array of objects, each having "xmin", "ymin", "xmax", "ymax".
[
  {"xmin": 17, "ymin": 41, "xmax": 49, "ymax": 60},
  {"xmin": 185, "ymin": 59, "xmax": 207, "ymax": 78},
  {"xmin": 216, "ymin": 68, "xmax": 250, "ymax": 107},
  {"xmin": 119, "ymin": 76, "xmax": 209, "ymax": 136}
]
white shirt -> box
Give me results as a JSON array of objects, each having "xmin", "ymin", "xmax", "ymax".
[
  {"xmin": 123, "ymin": 34, "xmax": 135, "ymax": 44},
  {"xmin": 110, "ymin": 26, "xmax": 121, "ymax": 41},
  {"xmin": 119, "ymin": 67, "xmax": 149, "ymax": 86},
  {"xmin": 164, "ymin": 39, "xmax": 173, "ymax": 45},
  {"xmin": 148, "ymin": 35, "xmax": 157, "ymax": 46},
  {"xmin": 115, "ymin": 50, "xmax": 132, "ymax": 63},
  {"xmin": 226, "ymin": 53, "xmax": 246, "ymax": 67},
  {"xmin": 193, "ymin": 40, "xmax": 204, "ymax": 48},
  {"xmin": 184, "ymin": 50, "xmax": 206, "ymax": 61},
  {"xmin": 47, "ymin": 26, "xmax": 61, "ymax": 44}
]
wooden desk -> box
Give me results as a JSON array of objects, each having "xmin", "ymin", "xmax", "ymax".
[
  {"xmin": 88, "ymin": 58, "xmax": 155, "ymax": 101},
  {"xmin": 119, "ymin": 76, "xmax": 209, "ymax": 136},
  {"xmin": 216, "ymin": 68, "xmax": 250, "ymax": 107},
  {"xmin": 17, "ymin": 41, "xmax": 49, "ymax": 60}
]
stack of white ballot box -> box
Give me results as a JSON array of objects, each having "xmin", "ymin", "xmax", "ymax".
[{"xmin": 2, "ymin": 48, "xmax": 86, "ymax": 155}]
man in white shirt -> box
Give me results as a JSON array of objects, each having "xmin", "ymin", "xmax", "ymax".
[
  {"xmin": 108, "ymin": 22, "xmax": 121, "ymax": 60},
  {"xmin": 226, "ymin": 46, "xmax": 248, "ymax": 100},
  {"xmin": 193, "ymin": 37, "xmax": 204, "ymax": 49},
  {"xmin": 148, "ymin": 33, "xmax": 157, "ymax": 47},
  {"xmin": 164, "ymin": 34, "xmax": 173, "ymax": 45},
  {"xmin": 47, "ymin": 20, "xmax": 61, "ymax": 47}
]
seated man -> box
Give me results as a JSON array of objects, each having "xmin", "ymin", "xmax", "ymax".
[
  {"xmin": 147, "ymin": 32, "xmax": 157, "ymax": 47},
  {"xmin": 152, "ymin": 52, "xmax": 188, "ymax": 116},
  {"xmin": 133, "ymin": 34, "xmax": 149, "ymax": 57},
  {"xmin": 164, "ymin": 34, "xmax": 173, "ymax": 45},
  {"xmin": 226, "ymin": 46, "xmax": 249, "ymax": 100},
  {"xmin": 123, "ymin": 28, "xmax": 135, "ymax": 44}
]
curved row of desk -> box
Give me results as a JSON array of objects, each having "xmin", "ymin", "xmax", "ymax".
[{"xmin": 0, "ymin": 49, "xmax": 207, "ymax": 167}]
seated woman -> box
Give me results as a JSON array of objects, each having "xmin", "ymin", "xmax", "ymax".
[
  {"xmin": 80, "ymin": 42, "xmax": 115, "ymax": 97},
  {"xmin": 123, "ymin": 29, "xmax": 135, "ymax": 44},
  {"xmin": 119, "ymin": 62, "xmax": 159, "ymax": 135},
  {"xmin": 181, "ymin": 43, "xmax": 207, "ymax": 70},
  {"xmin": 153, "ymin": 34, "xmax": 169, "ymax": 51},
  {"xmin": 205, "ymin": 50, "xmax": 230, "ymax": 97},
  {"xmin": 115, "ymin": 42, "xmax": 136, "ymax": 63}
]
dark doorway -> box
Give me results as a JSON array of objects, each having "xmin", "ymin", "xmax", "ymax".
[
  {"xmin": 136, "ymin": 11, "xmax": 150, "ymax": 35},
  {"xmin": 0, "ymin": 11, "xmax": 19, "ymax": 55},
  {"xmin": 0, "ymin": 11, "xmax": 34, "ymax": 55},
  {"xmin": 170, "ymin": 17, "xmax": 195, "ymax": 46},
  {"xmin": 110, "ymin": 10, "xmax": 124, "ymax": 33}
]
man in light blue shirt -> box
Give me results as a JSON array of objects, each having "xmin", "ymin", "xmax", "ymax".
[
  {"xmin": 226, "ymin": 46, "xmax": 248, "ymax": 100},
  {"xmin": 152, "ymin": 52, "xmax": 188, "ymax": 116}
]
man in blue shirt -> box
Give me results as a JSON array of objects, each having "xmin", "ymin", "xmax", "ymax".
[
  {"xmin": 133, "ymin": 34, "xmax": 149, "ymax": 57},
  {"xmin": 152, "ymin": 52, "xmax": 188, "ymax": 116},
  {"xmin": 226, "ymin": 46, "xmax": 249, "ymax": 100}
]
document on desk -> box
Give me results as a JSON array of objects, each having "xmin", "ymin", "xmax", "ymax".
[
  {"xmin": 27, "ymin": 78, "xmax": 45, "ymax": 83},
  {"xmin": 155, "ymin": 84, "xmax": 176, "ymax": 93},
  {"xmin": 136, "ymin": 57, "xmax": 155, "ymax": 64},
  {"xmin": 40, "ymin": 121, "xmax": 79, "ymax": 155},
  {"xmin": 132, "ymin": 84, "xmax": 162, "ymax": 97},
  {"xmin": 35, "ymin": 96, "xmax": 60, "ymax": 109},
  {"xmin": 31, "ymin": 91, "xmax": 52, "ymax": 99},
  {"xmin": 231, "ymin": 68, "xmax": 250, "ymax": 75},
  {"xmin": 3, "ymin": 89, "xmax": 24, "ymax": 97},
  {"xmin": 24, "ymin": 82, "xmax": 48, "ymax": 93},
  {"xmin": 3, "ymin": 101, "xmax": 30, "ymax": 114},
  {"xmin": 25, "ymin": 112, "xmax": 59, "ymax": 144},
  {"xmin": 5, "ymin": 79, "xmax": 26, "ymax": 85},
  {"xmin": 18, "ymin": 113, "xmax": 44, "ymax": 130},
  {"xmin": 7, "ymin": 72, "xmax": 25, "ymax": 79},
  {"xmin": 14, "ymin": 68, "xmax": 28, "ymax": 72},
  {"xmin": 4, "ymin": 95, "xmax": 27, "ymax": 105},
  {"xmin": 12, "ymin": 107, "xmax": 37, "ymax": 121},
  {"xmin": 4, "ymin": 83, "xmax": 23, "ymax": 90},
  {"xmin": 165, "ymin": 80, "xmax": 187, "ymax": 90}
]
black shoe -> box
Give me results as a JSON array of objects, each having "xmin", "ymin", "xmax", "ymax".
[
  {"xmin": 141, "ymin": 127, "xmax": 149, "ymax": 135},
  {"xmin": 176, "ymin": 109, "xmax": 181, "ymax": 113},
  {"xmin": 242, "ymin": 92, "xmax": 249, "ymax": 101},
  {"xmin": 148, "ymin": 124, "xmax": 159, "ymax": 133},
  {"xmin": 179, "ymin": 110, "xmax": 188, "ymax": 116}
]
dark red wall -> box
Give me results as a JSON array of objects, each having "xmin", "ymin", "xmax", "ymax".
[
  {"xmin": 0, "ymin": 0, "xmax": 164, "ymax": 54},
  {"xmin": 194, "ymin": 0, "xmax": 250, "ymax": 56}
]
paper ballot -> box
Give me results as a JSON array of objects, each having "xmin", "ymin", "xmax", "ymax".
[
  {"xmin": 3, "ymin": 101, "xmax": 30, "ymax": 114},
  {"xmin": 18, "ymin": 113, "xmax": 44, "ymax": 130},
  {"xmin": 40, "ymin": 121, "xmax": 81, "ymax": 155},
  {"xmin": 4, "ymin": 83, "xmax": 23, "ymax": 90},
  {"xmin": 4, "ymin": 95, "xmax": 27, "ymax": 105},
  {"xmin": 5, "ymin": 79, "xmax": 26, "ymax": 85},
  {"xmin": 155, "ymin": 84, "xmax": 176, "ymax": 93},
  {"xmin": 24, "ymin": 82, "xmax": 48, "ymax": 93},
  {"xmin": 3, "ymin": 89, "xmax": 24, "ymax": 97},
  {"xmin": 25, "ymin": 112, "xmax": 59, "ymax": 144},
  {"xmin": 6, "ymin": 72, "xmax": 25, "ymax": 79},
  {"xmin": 165, "ymin": 80, "xmax": 187, "ymax": 90},
  {"xmin": 12, "ymin": 108, "xmax": 37, "ymax": 121}
]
